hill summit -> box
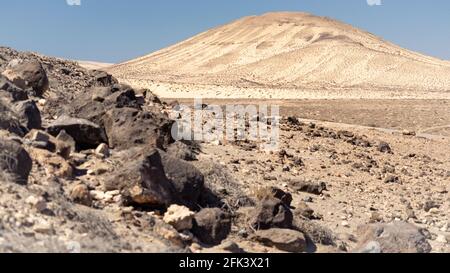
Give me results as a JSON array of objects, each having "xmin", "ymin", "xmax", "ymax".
[{"xmin": 109, "ymin": 12, "xmax": 450, "ymax": 92}]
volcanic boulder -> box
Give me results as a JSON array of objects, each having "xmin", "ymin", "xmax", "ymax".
[
  {"xmin": 192, "ymin": 208, "xmax": 232, "ymax": 245},
  {"xmin": 270, "ymin": 187, "xmax": 293, "ymax": 207},
  {"xmin": 0, "ymin": 138, "xmax": 32, "ymax": 184},
  {"xmin": 0, "ymin": 99, "xmax": 27, "ymax": 136},
  {"xmin": 252, "ymin": 228, "xmax": 307, "ymax": 253},
  {"xmin": 377, "ymin": 141, "xmax": 392, "ymax": 153},
  {"xmin": 250, "ymin": 198, "xmax": 293, "ymax": 230},
  {"xmin": 92, "ymin": 70, "xmax": 118, "ymax": 87},
  {"xmin": 0, "ymin": 75, "xmax": 28, "ymax": 101},
  {"xmin": 47, "ymin": 115, "xmax": 107, "ymax": 150},
  {"xmin": 117, "ymin": 149, "xmax": 177, "ymax": 208},
  {"xmin": 12, "ymin": 100, "xmax": 41, "ymax": 130},
  {"xmin": 1, "ymin": 59, "xmax": 49, "ymax": 97},
  {"xmin": 103, "ymin": 107, "xmax": 173, "ymax": 150},
  {"xmin": 160, "ymin": 152, "xmax": 204, "ymax": 209},
  {"xmin": 109, "ymin": 149, "xmax": 205, "ymax": 210},
  {"xmin": 291, "ymin": 180, "xmax": 327, "ymax": 195}
]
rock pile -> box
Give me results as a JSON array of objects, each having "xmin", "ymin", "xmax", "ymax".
[{"xmin": 0, "ymin": 47, "xmax": 236, "ymax": 252}]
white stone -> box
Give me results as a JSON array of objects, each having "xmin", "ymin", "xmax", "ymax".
[
  {"xmin": 95, "ymin": 143, "xmax": 110, "ymax": 158},
  {"xmin": 211, "ymin": 140, "xmax": 222, "ymax": 146},
  {"xmin": 440, "ymin": 222, "xmax": 449, "ymax": 232},
  {"xmin": 25, "ymin": 196, "xmax": 47, "ymax": 212},
  {"xmin": 436, "ymin": 234, "xmax": 448, "ymax": 244},
  {"xmin": 106, "ymin": 190, "xmax": 120, "ymax": 196},
  {"xmin": 33, "ymin": 220, "xmax": 54, "ymax": 234},
  {"xmin": 90, "ymin": 190, "xmax": 106, "ymax": 200},
  {"xmin": 428, "ymin": 208, "xmax": 440, "ymax": 215},
  {"xmin": 163, "ymin": 205, "xmax": 195, "ymax": 231},
  {"xmin": 341, "ymin": 221, "xmax": 350, "ymax": 228}
]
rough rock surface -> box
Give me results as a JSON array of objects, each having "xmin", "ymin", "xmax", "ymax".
[
  {"xmin": 103, "ymin": 107, "xmax": 173, "ymax": 150},
  {"xmin": 12, "ymin": 100, "xmax": 41, "ymax": 130},
  {"xmin": 0, "ymin": 99, "xmax": 27, "ymax": 136},
  {"xmin": 47, "ymin": 115, "xmax": 107, "ymax": 150},
  {"xmin": 192, "ymin": 208, "xmax": 232, "ymax": 245},
  {"xmin": 250, "ymin": 198, "xmax": 293, "ymax": 230},
  {"xmin": 113, "ymin": 149, "xmax": 177, "ymax": 208},
  {"xmin": 163, "ymin": 205, "xmax": 195, "ymax": 231},
  {"xmin": 252, "ymin": 228, "xmax": 307, "ymax": 253},
  {"xmin": 0, "ymin": 137, "xmax": 32, "ymax": 184},
  {"xmin": 355, "ymin": 222, "xmax": 432, "ymax": 253},
  {"xmin": 1, "ymin": 59, "xmax": 49, "ymax": 97}
]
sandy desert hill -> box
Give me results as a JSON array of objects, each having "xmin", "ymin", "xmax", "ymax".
[
  {"xmin": 77, "ymin": 60, "xmax": 114, "ymax": 70},
  {"xmin": 108, "ymin": 12, "xmax": 450, "ymax": 94}
]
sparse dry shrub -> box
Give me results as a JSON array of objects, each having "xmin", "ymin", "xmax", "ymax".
[
  {"xmin": 0, "ymin": 149, "xmax": 18, "ymax": 183},
  {"xmin": 251, "ymin": 186, "xmax": 276, "ymax": 201}
]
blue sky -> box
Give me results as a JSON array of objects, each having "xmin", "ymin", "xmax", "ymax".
[{"xmin": 1, "ymin": 0, "xmax": 449, "ymax": 63}]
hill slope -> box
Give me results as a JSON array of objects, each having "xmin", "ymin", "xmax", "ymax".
[{"xmin": 109, "ymin": 12, "xmax": 450, "ymax": 92}]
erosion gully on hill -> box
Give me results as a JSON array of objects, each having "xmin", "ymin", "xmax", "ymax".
[{"xmin": 0, "ymin": 46, "xmax": 449, "ymax": 253}]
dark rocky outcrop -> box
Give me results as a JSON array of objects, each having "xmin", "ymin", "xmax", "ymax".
[
  {"xmin": 47, "ymin": 115, "xmax": 107, "ymax": 150},
  {"xmin": 0, "ymin": 100, "xmax": 27, "ymax": 136},
  {"xmin": 108, "ymin": 149, "xmax": 205, "ymax": 211},
  {"xmin": 12, "ymin": 100, "xmax": 41, "ymax": 130},
  {"xmin": 103, "ymin": 107, "xmax": 173, "ymax": 150},
  {"xmin": 0, "ymin": 75, "xmax": 28, "ymax": 101},
  {"xmin": 251, "ymin": 228, "xmax": 307, "ymax": 253},
  {"xmin": 1, "ymin": 59, "xmax": 49, "ymax": 97},
  {"xmin": 117, "ymin": 149, "xmax": 177, "ymax": 208},
  {"xmin": 250, "ymin": 198, "xmax": 293, "ymax": 230},
  {"xmin": 192, "ymin": 208, "xmax": 232, "ymax": 245},
  {"xmin": 0, "ymin": 137, "xmax": 32, "ymax": 184},
  {"xmin": 160, "ymin": 151, "xmax": 204, "ymax": 209}
]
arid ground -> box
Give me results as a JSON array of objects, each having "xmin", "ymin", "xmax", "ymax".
[
  {"xmin": 168, "ymin": 97, "xmax": 450, "ymax": 253},
  {"xmin": 1, "ymin": 11, "xmax": 449, "ymax": 254}
]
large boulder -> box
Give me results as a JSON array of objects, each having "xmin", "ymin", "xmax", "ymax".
[
  {"xmin": 160, "ymin": 152, "xmax": 204, "ymax": 209},
  {"xmin": 92, "ymin": 70, "xmax": 118, "ymax": 87},
  {"xmin": 0, "ymin": 99, "xmax": 27, "ymax": 136},
  {"xmin": 47, "ymin": 115, "xmax": 107, "ymax": 150},
  {"xmin": 65, "ymin": 99, "xmax": 106, "ymax": 127},
  {"xmin": 270, "ymin": 187, "xmax": 293, "ymax": 207},
  {"xmin": 90, "ymin": 86, "xmax": 114, "ymax": 102},
  {"xmin": 192, "ymin": 208, "xmax": 232, "ymax": 245},
  {"xmin": 251, "ymin": 228, "xmax": 307, "ymax": 253},
  {"xmin": 109, "ymin": 149, "xmax": 205, "ymax": 210},
  {"xmin": 12, "ymin": 100, "xmax": 41, "ymax": 130},
  {"xmin": 250, "ymin": 198, "xmax": 293, "ymax": 230},
  {"xmin": 64, "ymin": 86, "xmax": 141, "ymax": 126},
  {"xmin": 105, "ymin": 88, "xmax": 143, "ymax": 109},
  {"xmin": 0, "ymin": 75, "xmax": 28, "ymax": 101},
  {"xmin": 354, "ymin": 222, "xmax": 432, "ymax": 253},
  {"xmin": 1, "ymin": 59, "xmax": 49, "ymax": 97},
  {"xmin": 166, "ymin": 141, "xmax": 198, "ymax": 161},
  {"xmin": 103, "ymin": 107, "xmax": 173, "ymax": 150},
  {"xmin": 113, "ymin": 149, "xmax": 176, "ymax": 208},
  {"xmin": 0, "ymin": 138, "xmax": 32, "ymax": 184}
]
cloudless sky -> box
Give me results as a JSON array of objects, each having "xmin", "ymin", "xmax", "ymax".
[{"xmin": 1, "ymin": 0, "xmax": 449, "ymax": 63}]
